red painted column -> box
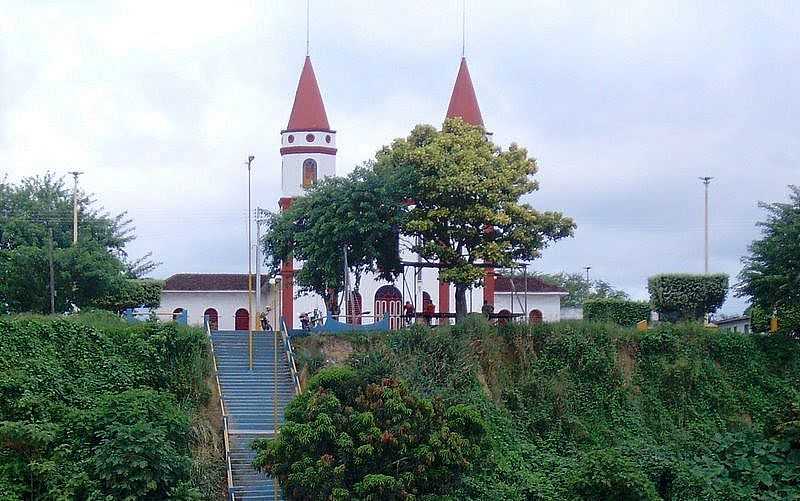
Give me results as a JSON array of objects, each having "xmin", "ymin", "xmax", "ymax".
[
  {"xmin": 438, "ymin": 279, "xmax": 450, "ymax": 314},
  {"xmin": 483, "ymin": 268, "xmax": 495, "ymax": 305},
  {"xmin": 279, "ymin": 197, "xmax": 295, "ymax": 329}
]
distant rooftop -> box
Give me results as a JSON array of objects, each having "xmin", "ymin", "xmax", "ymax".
[
  {"xmin": 164, "ymin": 273, "xmax": 271, "ymax": 292},
  {"xmin": 495, "ymin": 276, "xmax": 567, "ymax": 294}
]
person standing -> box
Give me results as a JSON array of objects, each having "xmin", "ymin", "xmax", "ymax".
[
  {"xmin": 403, "ymin": 301, "xmax": 415, "ymax": 326},
  {"xmin": 423, "ymin": 301, "xmax": 436, "ymax": 326}
]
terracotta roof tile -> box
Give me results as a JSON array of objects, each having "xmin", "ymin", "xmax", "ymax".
[
  {"xmin": 164, "ymin": 273, "xmax": 271, "ymax": 292},
  {"xmin": 286, "ymin": 56, "xmax": 331, "ymax": 131},
  {"xmin": 446, "ymin": 57, "xmax": 484, "ymax": 127},
  {"xmin": 494, "ymin": 276, "xmax": 567, "ymax": 293}
]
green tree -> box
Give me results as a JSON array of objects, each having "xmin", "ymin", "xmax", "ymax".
[
  {"xmin": 0, "ymin": 173, "xmax": 157, "ymax": 313},
  {"xmin": 737, "ymin": 185, "xmax": 800, "ymax": 334},
  {"xmin": 535, "ymin": 272, "xmax": 629, "ymax": 307},
  {"xmin": 375, "ymin": 119, "xmax": 574, "ymax": 320},
  {"xmin": 261, "ymin": 168, "xmax": 402, "ymax": 312},
  {"xmin": 648, "ymin": 273, "xmax": 728, "ymax": 321},
  {"xmin": 253, "ymin": 366, "xmax": 484, "ymax": 500}
]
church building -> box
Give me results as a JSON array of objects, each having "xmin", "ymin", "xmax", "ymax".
[{"xmin": 161, "ymin": 55, "xmax": 567, "ymax": 330}]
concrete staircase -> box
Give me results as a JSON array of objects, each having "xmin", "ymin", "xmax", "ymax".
[{"xmin": 211, "ymin": 330, "xmax": 296, "ymax": 501}]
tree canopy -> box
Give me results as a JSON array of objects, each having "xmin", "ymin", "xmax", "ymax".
[
  {"xmin": 737, "ymin": 185, "xmax": 800, "ymax": 334},
  {"xmin": 262, "ymin": 119, "xmax": 575, "ymax": 321},
  {"xmin": 253, "ymin": 365, "xmax": 484, "ymax": 499},
  {"xmin": 0, "ymin": 173, "xmax": 158, "ymax": 313},
  {"xmin": 648, "ymin": 273, "xmax": 729, "ymax": 321},
  {"xmin": 261, "ymin": 168, "xmax": 403, "ymax": 312},
  {"xmin": 534, "ymin": 272, "xmax": 628, "ymax": 307}
]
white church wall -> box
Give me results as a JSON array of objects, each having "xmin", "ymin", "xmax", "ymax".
[
  {"xmin": 493, "ymin": 293, "xmax": 563, "ymax": 323},
  {"xmin": 160, "ymin": 290, "xmax": 273, "ymax": 330}
]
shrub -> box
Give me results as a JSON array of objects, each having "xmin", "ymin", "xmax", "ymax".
[
  {"xmin": 584, "ymin": 299, "xmax": 651, "ymax": 326},
  {"xmin": 568, "ymin": 449, "xmax": 659, "ymax": 500},
  {"xmin": 648, "ymin": 273, "xmax": 728, "ymax": 321},
  {"xmin": 95, "ymin": 278, "xmax": 164, "ymax": 313},
  {"xmin": 253, "ymin": 366, "xmax": 485, "ymax": 500},
  {"xmin": 0, "ymin": 316, "xmax": 212, "ymax": 499},
  {"xmin": 750, "ymin": 304, "xmax": 800, "ymax": 336}
]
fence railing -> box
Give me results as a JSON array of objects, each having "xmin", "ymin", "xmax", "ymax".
[
  {"xmin": 205, "ymin": 317, "xmax": 235, "ymax": 501},
  {"xmin": 281, "ymin": 317, "xmax": 302, "ymax": 395},
  {"xmin": 123, "ymin": 308, "xmax": 188, "ymax": 325}
]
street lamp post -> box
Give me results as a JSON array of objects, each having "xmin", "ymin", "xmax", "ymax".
[
  {"xmin": 699, "ymin": 177, "xmax": 713, "ymax": 274},
  {"xmin": 67, "ymin": 171, "xmax": 83, "ymax": 245},
  {"xmin": 247, "ymin": 155, "xmax": 255, "ymax": 370}
]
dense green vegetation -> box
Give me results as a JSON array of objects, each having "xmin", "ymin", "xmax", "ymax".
[
  {"xmin": 253, "ymin": 366, "xmax": 484, "ymax": 499},
  {"xmin": 0, "ymin": 312, "xmax": 223, "ymax": 500},
  {"xmin": 648, "ymin": 274, "xmax": 729, "ymax": 321},
  {"xmin": 0, "ymin": 173, "xmax": 159, "ymax": 314},
  {"xmin": 737, "ymin": 185, "xmax": 800, "ymax": 336},
  {"xmin": 281, "ymin": 318, "xmax": 800, "ymax": 500},
  {"xmin": 583, "ymin": 298, "xmax": 651, "ymax": 326}
]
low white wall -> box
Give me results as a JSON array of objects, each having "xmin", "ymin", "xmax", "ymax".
[
  {"xmin": 493, "ymin": 293, "xmax": 563, "ymax": 322},
  {"xmin": 160, "ymin": 290, "xmax": 273, "ymax": 330}
]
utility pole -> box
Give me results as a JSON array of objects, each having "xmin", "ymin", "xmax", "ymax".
[
  {"xmin": 246, "ymin": 155, "xmax": 255, "ymax": 370},
  {"xmin": 67, "ymin": 171, "xmax": 83, "ymax": 245},
  {"xmin": 699, "ymin": 177, "xmax": 713, "ymax": 274},
  {"xmin": 48, "ymin": 228, "xmax": 55, "ymax": 314},
  {"xmin": 255, "ymin": 208, "xmax": 264, "ymax": 329}
]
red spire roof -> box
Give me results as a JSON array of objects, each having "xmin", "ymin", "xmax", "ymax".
[
  {"xmin": 446, "ymin": 57, "xmax": 484, "ymax": 127},
  {"xmin": 285, "ymin": 56, "xmax": 331, "ymax": 131}
]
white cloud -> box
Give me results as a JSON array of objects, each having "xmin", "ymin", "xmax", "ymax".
[{"xmin": 1, "ymin": 0, "xmax": 798, "ymax": 315}]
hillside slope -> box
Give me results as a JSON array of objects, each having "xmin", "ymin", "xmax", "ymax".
[
  {"xmin": 0, "ymin": 312, "xmax": 224, "ymax": 500},
  {"xmin": 291, "ymin": 318, "xmax": 800, "ymax": 499}
]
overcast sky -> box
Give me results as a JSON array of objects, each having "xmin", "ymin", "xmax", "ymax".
[{"xmin": 2, "ymin": 1, "xmax": 798, "ymax": 313}]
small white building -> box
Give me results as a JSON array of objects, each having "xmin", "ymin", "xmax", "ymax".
[
  {"xmin": 713, "ymin": 315, "xmax": 751, "ymax": 334},
  {"xmin": 493, "ymin": 276, "xmax": 568, "ymax": 323},
  {"xmin": 160, "ymin": 274, "xmax": 273, "ymax": 331}
]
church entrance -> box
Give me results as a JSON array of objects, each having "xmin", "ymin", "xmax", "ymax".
[
  {"xmin": 374, "ymin": 285, "xmax": 402, "ymax": 330},
  {"xmin": 204, "ymin": 308, "xmax": 219, "ymax": 330},
  {"xmin": 234, "ymin": 308, "xmax": 250, "ymax": 331}
]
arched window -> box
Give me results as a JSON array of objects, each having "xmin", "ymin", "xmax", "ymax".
[
  {"xmin": 204, "ymin": 308, "xmax": 219, "ymax": 330},
  {"xmin": 529, "ymin": 309, "xmax": 543, "ymax": 325},
  {"xmin": 302, "ymin": 158, "xmax": 317, "ymax": 188},
  {"xmin": 346, "ymin": 291, "xmax": 363, "ymax": 325},
  {"xmin": 374, "ymin": 285, "xmax": 402, "ymax": 330},
  {"xmin": 422, "ymin": 291, "xmax": 432, "ymax": 309},
  {"xmin": 172, "ymin": 308, "xmax": 184, "ymax": 321},
  {"xmin": 234, "ymin": 308, "xmax": 250, "ymax": 331}
]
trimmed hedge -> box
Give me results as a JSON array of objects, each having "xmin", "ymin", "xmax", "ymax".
[
  {"xmin": 648, "ymin": 273, "xmax": 728, "ymax": 321},
  {"xmin": 583, "ymin": 299, "xmax": 651, "ymax": 326}
]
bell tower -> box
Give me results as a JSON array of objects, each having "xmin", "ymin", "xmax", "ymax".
[
  {"xmin": 279, "ymin": 55, "xmax": 335, "ymax": 329},
  {"xmin": 280, "ymin": 56, "xmax": 336, "ymax": 198}
]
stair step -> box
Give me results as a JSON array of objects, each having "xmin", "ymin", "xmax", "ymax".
[{"xmin": 211, "ymin": 330, "xmax": 292, "ymax": 500}]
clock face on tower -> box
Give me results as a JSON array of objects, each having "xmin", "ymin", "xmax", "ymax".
[{"xmin": 302, "ymin": 158, "xmax": 317, "ymax": 188}]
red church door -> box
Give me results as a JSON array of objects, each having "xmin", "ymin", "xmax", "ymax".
[
  {"xmin": 374, "ymin": 285, "xmax": 402, "ymax": 330},
  {"xmin": 204, "ymin": 308, "xmax": 219, "ymax": 330},
  {"xmin": 234, "ymin": 308, "xmax": 250, "ymax": 331}
]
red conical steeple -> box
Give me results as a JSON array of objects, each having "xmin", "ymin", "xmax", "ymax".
[
  {"xmin": 446, "ymin": 57, "xmax": 484, "ymax": 127},
  {"xmin": 286, "ymin": 56, "xmax": 330, "ymax": 131}
]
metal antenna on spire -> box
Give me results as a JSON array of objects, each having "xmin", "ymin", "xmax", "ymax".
[
  {"xmin": 306, "ymin": 0, "xmax": 310, "ymax": 56},
  {"xmin": 461, "ymin": 0, "xmax": 466, "ymax": 57}
]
